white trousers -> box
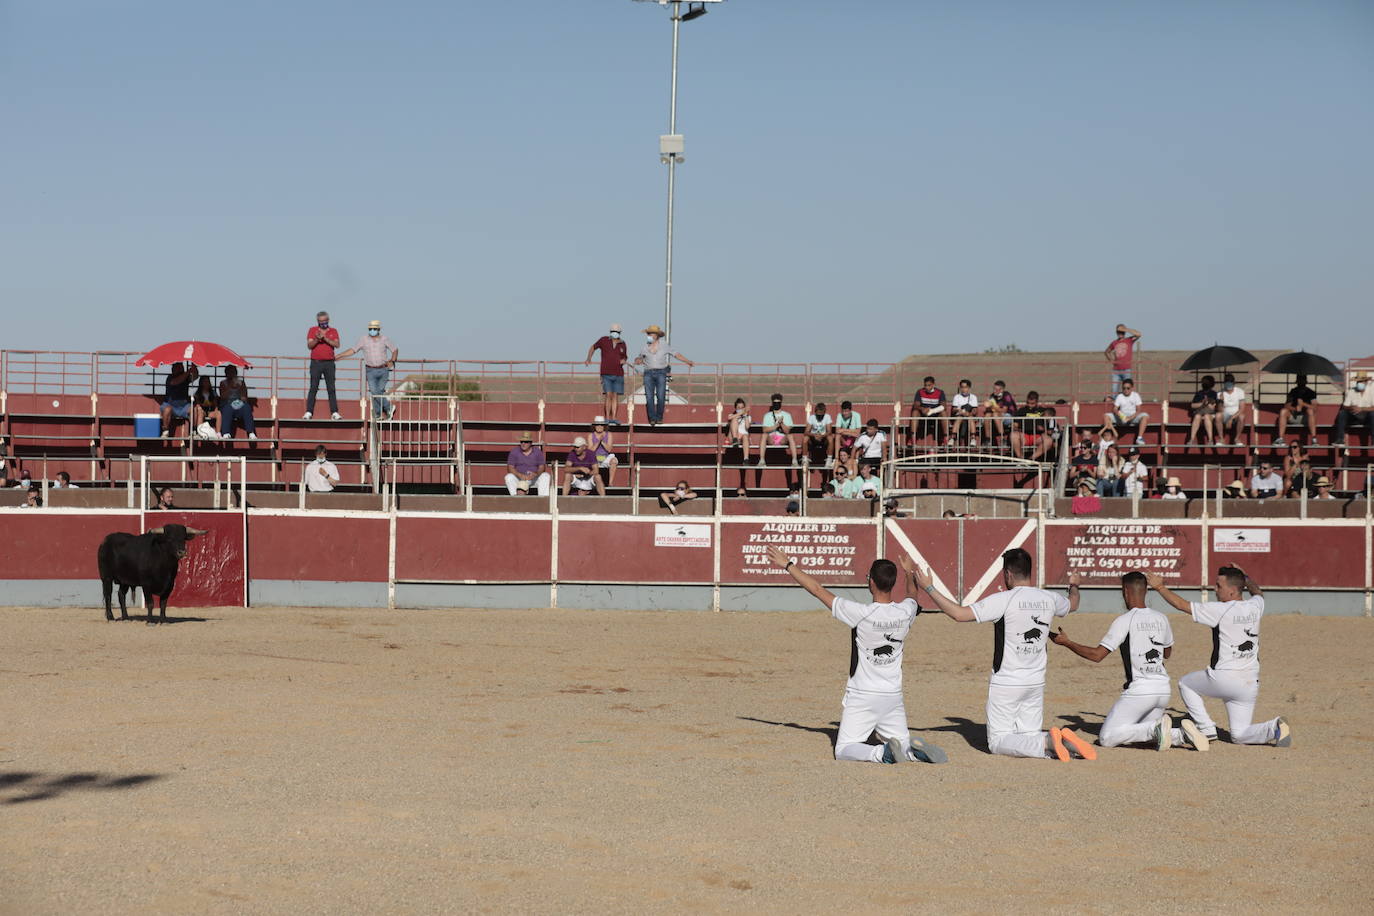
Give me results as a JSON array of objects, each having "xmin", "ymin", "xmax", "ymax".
[
  {"xmin": 986, "ymin": 684, "xmax": 1049, "ymax": 758},
  {"xmin": 1177, "ymin": 669, "xmax": 1276, "ymax": 745},
  {"xmin": 835, "ymin": 688, "xmax": 910, "ymax": 763},
  {"xmin": 505, "ymin": 472, "xmax": 550, "ymax": 496},
  {"xmin": 1099, "ymin": 690, "xmax": 1186, "ymax": 748}
]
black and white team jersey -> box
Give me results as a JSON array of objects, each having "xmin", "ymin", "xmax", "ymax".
[
  {"xmin": 1189, "ymin": 594, "xmax": 1264, "ymax": 676},
  {"xmin": 970, "ymin": 586, "xmax": 1072, "ymax": 688},
  {"xmin": 1098, "ymin": 606, "xmax": 1174, "ymax": 694},
  {"xmin": 831, "ymin": 596, "xmax": 919, "ymax": 694}
]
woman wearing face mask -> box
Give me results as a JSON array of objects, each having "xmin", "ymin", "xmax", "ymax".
[
  {"xmin": 659, "ymin": 479, "xmax": 697, "ymax": 515},
  {"xmin": 632, "ymin": 325, "xmax": 694, "ymax": 426}
]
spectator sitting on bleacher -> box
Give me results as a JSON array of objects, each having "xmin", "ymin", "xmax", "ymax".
[
  {"xmin": 825, "ymin": 464, "xmax": 854, "ymax": 498},
  {"xmin": 805, "ymin": 402, "xmax": 832, "ymax": 469},
  {"xmin": 219, "ymin": 365, "xmax": 258, "ymax": 440},
  {"xmin": 910, "ymin": 376, "xmax": 947, "ymax": 447},
  {"xmin": 1010, "ymin": 390, "xmax": 1054, "ymax": 460},
  {"xmin": 1071, "ymin": 441, "xmax": 1097, "ymax": 481},
  {"xmin": 1281, "ymin": 440, "xmax": 1307, "ymax": 484},
  {"xmin": 725, "ymin": 398, "xmax": 753, "ymax": 462},
  {"xmin": 53, "ymin": 471, "xmax": 77, "ymax": 489},
  {"xmin": 20, "ymin": 486, "xmax": 42, "ymax": 509},
  {"xmin": 1097, "ymin": 444, "xmax": 1125, "ymax": 497},
  {"xmin": 785, "ymin": 487, "xmax": 801, "ymax": 516},
  {"xmin": 1105, "ymin": 378, "xmax": 1150, "ymax": 445},
  {"xmin": 588, "ymin": 417, "xmax": 620, "ymax": 488},
  {"xmin": 152, "ymin": 486, "xmax": 176, "ymax": 510},
  {"xmin": 660, "ymin": 480, "xmax": 697, "ymax": 515},
  {"xmin": 981, "ymin": 380, "xmax": 1016, "ymax": 447},
  {"xmin": 0, "ymin": 471, "xmax": 8, "ymax": 489},
  {"xmin": 1105, "ymin": 323, "xmax": 1143, "ymax": 395},
  {"xmin": 951, "ymin": 379, "xmax": 979, "ymax": 446},
  {"xmin": 834, "ymin": 401, "xmax": 862, "ymax": 463},
  {"xmin": 160, "ymin": 361, "xmax": 198, "ymax": 439},
  {"xmin": 835, "ymin": 446, "xmax": 857, "ymax": 479},
  {"xmin": 1218, "ymin": 372, "xmax": 1247, "ymax": 445},
  {"xmin": 16, "ymin": 469, "xmax": 33, "ymax": 489},
  {"xmin": 854, "ymin": 463, "xmax": 882, "ymax": 501},
  {"xmin": 1333, "ymin": 371, "xmax": 1373, "ymax": 447},
  {"xmin": 562, "ymin": 437, "xmax": 605, "ymax": 496},
  {"xmin": 1223, "ymin": 480, "xmax": 1246, "ymax": 499},
  {"xmin": 853, "ymin": 419, "xmax": 886, "ymax": 473},
  {"xmin": 1286, "ymin": 459, "xmax": 1314, "ymax": 499},
  {"xmin": 759, "ymin": 394, "xmax": 798, "ymax": 467},
  {"xmin": 1094, "ymin": 422, "xmax": 1118, "ymax": 459},
  {"xmin": 1161, "ymin": 477, "xmax": 1186, "ymax": 500},
  {"xmin": 1187, "ymin": 375, "xmax": 1219, "ymax": 445},
  {"xmin": 1121, "ymin": 447, "xmax": 1149, "ymax": 498},
  {"xmin": 1275, "ymin": 373, "xmax": 1317, "ymax": 443},
  {"xmin": 505, "ymin": 432, "xmax": 550, "ymax": 497},
  {"xmin": 1313, "ymin": 475, "xmax": 1336, "ymax": 499},
  {"xmin": 1249, "ymin": 461, "xmax": 1282, "ymax": 499},
  {"xmin": 305, "ymin": 445, "xmax": 340, "ymax": 493},
  {"xmin": 192, "ymin": 377, "xmax": 220, "ymax": 440},
  {"xmin": 735, "ymin": 486, "xmax": 748, "ymax": 499}
]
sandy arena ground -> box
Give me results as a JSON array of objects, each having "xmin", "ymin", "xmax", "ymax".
[{"xmin": 1, "ymin": 604, "xmax": 1371, "ymax": 914}]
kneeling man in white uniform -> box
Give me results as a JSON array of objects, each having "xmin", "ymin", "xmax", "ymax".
[
  {"xmin": 766, "ymin": 546, "xmax": 946, "ymax": 764},
  {"xmin": 1049, "ymin": 571, "xmax": 1209, "ymax": 751}
]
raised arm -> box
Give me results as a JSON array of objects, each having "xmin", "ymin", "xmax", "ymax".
[
  {"xmin": 1049, "ymin": 627, "xmax": 1110, "ymax": 662},
  {"xmin": 902, "ymin": 553, "xmax": 975, "ymax": 622},
  {"xmin": 1066, "ymin": 572, "xmax": 1081, "ymax": 612},
  {"xmin": 768, "ymin": 545, "xmax": 838, "ymax": 609},
  {"xmin": 1123, "ymin": 326, "xmax": 1142, "ymax": 339},
  {"xmin": 1145, "ymin": 570, "xmax": 1193, "ymax": 615}
]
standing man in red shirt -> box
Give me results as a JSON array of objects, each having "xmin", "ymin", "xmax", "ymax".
[
  {"xmin": 304, "ymin": 310, "xmax": 342, "ymax": 420},
  {"xmin": 1105, "ymin": 323, "xmax": 1143, "ymax": 396},
  {"xmin": 584, "ymin": 323, "xmax": 628, "ymax": 425}
]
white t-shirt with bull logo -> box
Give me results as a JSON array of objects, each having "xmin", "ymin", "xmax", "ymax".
[
  {"xmin": 831, "ymin": 596, "xmax": 919, "ymax": 694},
  {"xmin": 1190, "ymin": 595, "xmax": 1264, "ymax": 676},
  {"xmin": 970, "ymin": 586, "xmax": 1072, "ymax": 688},
  {"xmin": 1098, "ymin": 606, "xmax": 1174, "ymax": 695}
]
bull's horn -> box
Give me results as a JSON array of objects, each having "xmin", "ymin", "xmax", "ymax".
[
  {"xmin": 148, "ymin": 526, "xmax": 165, "ymax": 535},
  {"xmin": 187, "ymin": 528, "xmax": 209, "ymax": 537}
]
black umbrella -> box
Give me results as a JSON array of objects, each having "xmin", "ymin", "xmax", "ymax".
[
  {"xmin": 1261, "ymin": 350, "xmax": 1344, "ymax": 383},
  {"xmin": 1178, "ymin": 345, "xmax": 1258, "ymax": 371}
]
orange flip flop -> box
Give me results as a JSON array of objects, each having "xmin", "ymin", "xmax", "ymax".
[
  {"xmin": 1049, "ymin": 728, "xmax": 1071, "ymax": 762},
  {"xmin": 1059, "ymin": 728, "xmax": 1098, "ymax": 761}
]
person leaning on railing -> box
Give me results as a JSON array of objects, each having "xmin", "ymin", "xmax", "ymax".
[{"xmin": 336, "ymin": 320, "xmax": 398, "ymax": 421}]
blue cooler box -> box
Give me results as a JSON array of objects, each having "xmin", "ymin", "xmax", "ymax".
[{"xmin": 134, "ymin": 413, "xmax": 160, "ymax": 438}]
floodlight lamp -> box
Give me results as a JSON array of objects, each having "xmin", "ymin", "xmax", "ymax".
[{"xmin": 680, "ymin": 3, "xmax": 708, "ymax": 20}]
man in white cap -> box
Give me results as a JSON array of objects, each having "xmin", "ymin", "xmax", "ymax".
[
  {"xmin": 337, "ymin": 320, "xmax": 399, "ymax": 420},
  {"xmin": 562, "ymin": 436, "xmax": 605, "ymax": 495},
  {"xmin": 585, "ymin": 323, "xmax": 628, "ymax": 425}
]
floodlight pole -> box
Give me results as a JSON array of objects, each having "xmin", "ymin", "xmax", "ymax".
[{"xmin": 663, "ymin": 3, "xmax": 681, "ymax": 344}]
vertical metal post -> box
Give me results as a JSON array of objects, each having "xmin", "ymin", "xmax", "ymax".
[{"xmin": 663, "ymin": 0, "xmax": 681, "ymax": 341}]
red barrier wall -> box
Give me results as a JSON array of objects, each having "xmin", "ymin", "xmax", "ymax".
[
  {"xmin": 1044, "ymin": 521, "xmax": 1204, "ymax": 588},
  {"xmin": 0, "ymin": 514, "xmax": 132, "ymax": 579},
  {"xmin": 719, "ymin": 521, "xmax": 875, "ymax": 586},
  {"xmin": 557, "ymin": 520, "xmax": 714, "ymax": 583},
  {"xmin": 248, "ymin": 515, "xmax": 389, "ymax": 582},
  {"xmin": 1209, "ymin": 525, "xmax": 1365, "ymax": 589},
  {"xmin": 146, "ymin": 511, "xmax": 244, "ymax": 606},
  {"xmin": 395, "ymin": 517, "xmax": 552, "ymax": 582}
]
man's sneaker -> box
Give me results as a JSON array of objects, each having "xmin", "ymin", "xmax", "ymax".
[
  {"xmin": 882, "ymin": 736, "xmax": 906, "ymax": 764},
  {"xmin": 907, "ymin": 735, "xmax": 948, "ymax": 764},
  {"xmin": 248, "ymin": 432, "xmax": 259, "ymax": 441},
  {"xmin": 303, "ymin": 412, "xmax": 312, "ymax": 420},
  {"xmin": 824, "ymin": 457, "xmax": 833, "ymax": 469},
  {"xmin": 160, "ymin": 430, "xmax": 169, "ymax": 439},
  {"xmin": 1275, "ymin": 717, "xmax": 1292, "ymax": 748},
  {"xmin": 609, "ymin": 419, "xmax": 621, "ymax": 426},
  {"xmin": 1049, "ymin": 728, "xmax": 1071, "ymax": 762},
  {"xmin": 1059, "ymin": 728, "xmax": 1098, "ymax": 761},
  {"xmin": 1153, "ymin": 714, "xmax": 1171, "ymax": 752},
  {"xmin": 330, "ymin": 412, "xmax": 342, "ymax": 420},
  {"xmin": 1179, "ymin": 718, "xmax": 1209, "ymax": 752},
  {"xmin": 386, "ymin": 405, "xmax": 397, "ymax": 421}
]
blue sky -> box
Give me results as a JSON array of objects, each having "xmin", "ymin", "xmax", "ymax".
[{"xmin": 2, "ymin": 0, "xmax": 1370, "ymax": 365}]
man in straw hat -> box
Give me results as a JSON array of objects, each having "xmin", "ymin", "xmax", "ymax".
[
  {"xmin": 632, "ymin": 325, "xmax": 695, "ymax": 426},
  {"xmin": 337, "ymin": 320, "xmax": 399, "ymax": 420},
  {"xmin": 1312, "ymin": 475, "xmax": 1337, "ymax": 500},
  {"xmin": 505, "ymin": 432, "xmax": 550, "ymax": 496},
  {"xmin": 585, "ymin": 323, "xmax": 628, "ymax": 425},
  {"xmin": 1333, "ymin": 370, "xmax": 1374, "ymax": 448}
]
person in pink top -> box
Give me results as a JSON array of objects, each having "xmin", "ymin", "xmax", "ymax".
[
  {"xmin": 304, "ymin": 310, "xmax": 342, "ymax": 420},
  {"xmin": 1105, "ymin": 323, "xmax": 1142, "ymax": 396}
]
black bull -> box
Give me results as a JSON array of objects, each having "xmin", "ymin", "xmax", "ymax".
[{"xmin": 98, "ymin": 524, "xmax": 207, "ymax": 625}]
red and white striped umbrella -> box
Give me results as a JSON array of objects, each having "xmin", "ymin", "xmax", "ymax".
[{"xmin": 135, "ymin": 341, "xmax": 253, "ymax": 368}]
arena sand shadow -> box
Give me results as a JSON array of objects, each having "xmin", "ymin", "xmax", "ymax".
[{"xmin": 2, "ymin": 771, "xmax": 164, "ymax": 805}]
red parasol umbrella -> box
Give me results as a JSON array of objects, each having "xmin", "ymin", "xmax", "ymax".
[{"xmin": 135, "ymin": 341, "xmax": 253, "ymax": 368}]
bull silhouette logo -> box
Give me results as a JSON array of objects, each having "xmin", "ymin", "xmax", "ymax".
[
  {"xmin": 1236, "ymin": 640, "xmax": 1255, "ymax": 653},
  {"xmin": 1021, "ymin": 628, "xmax": 1043, "ymax": 643},
  {"xmin": 1144, "ymin": 648, "xmax": 1162, "ymax": 662},
  {"xmin": 873, "ymin": 645, "xmax": 895, "ymax": 657}
]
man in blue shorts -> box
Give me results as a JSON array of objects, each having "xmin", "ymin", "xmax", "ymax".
[
  {"xmin": 159, "ymin": 361, "xmax": 198, "ymax": 439},
  {"xmin": 585, "ymin": 323, "xmax": 628, "ymax": 425}
]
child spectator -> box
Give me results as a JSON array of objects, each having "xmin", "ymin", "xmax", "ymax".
[
  {"xmin": 1121, "ymin": 447, "xmax": 1149, "ymax": 497},
  {"xmin": 1161, "ymin": 477, "xmax": 1187, "ymax": 500}
]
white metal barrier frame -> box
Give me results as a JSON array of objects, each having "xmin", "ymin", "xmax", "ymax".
[{"xmin": 139, "ymin": 455, "xmax": 249, "ymax": 607}]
